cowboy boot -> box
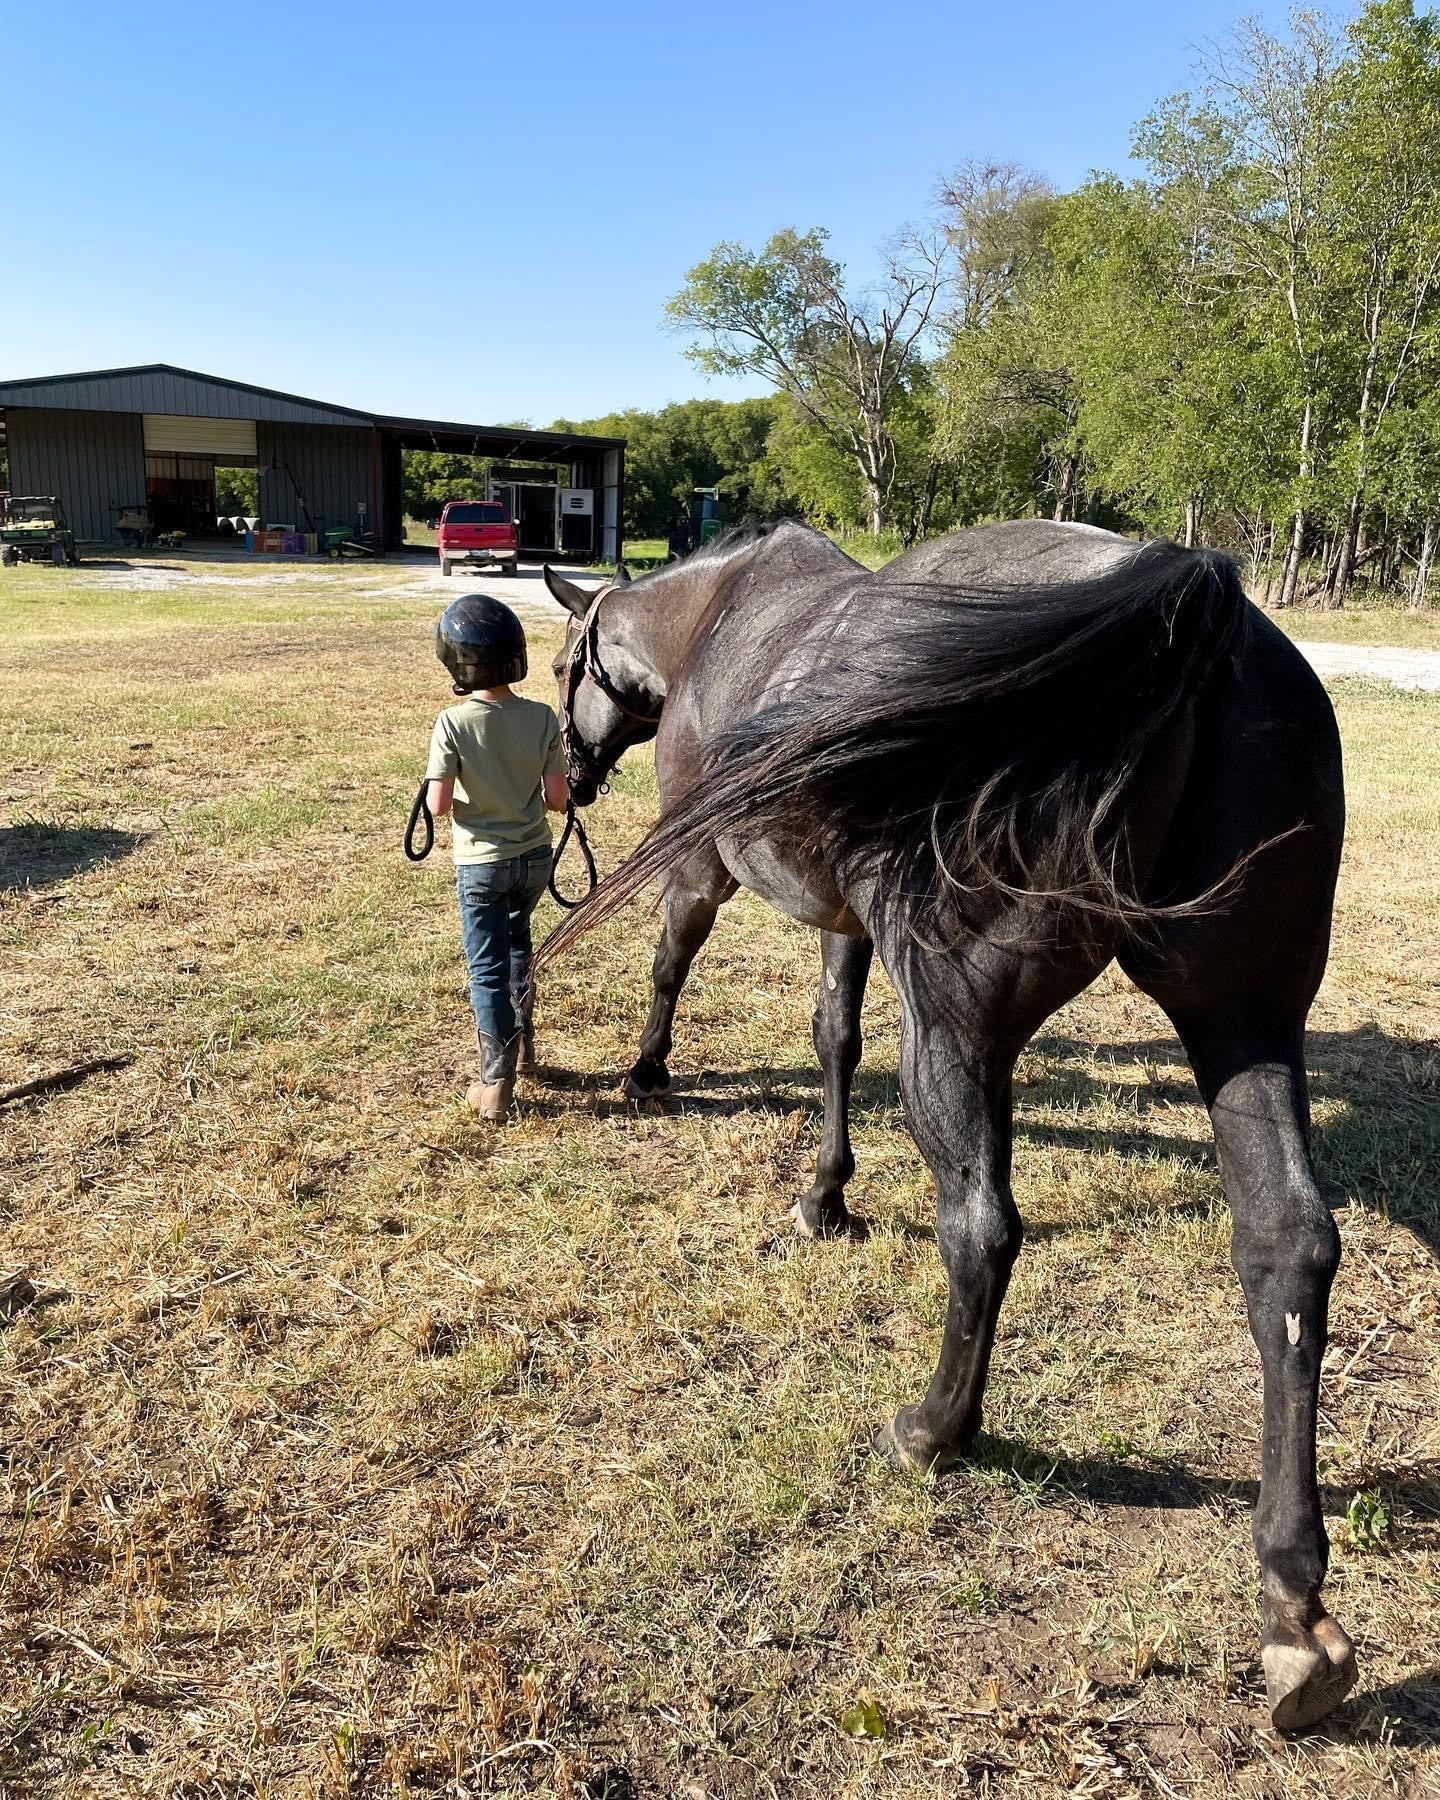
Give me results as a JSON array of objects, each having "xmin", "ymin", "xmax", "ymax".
[{"xmin": 467, "ymin": 1031, "xmax": 522, "ymax": 1121}]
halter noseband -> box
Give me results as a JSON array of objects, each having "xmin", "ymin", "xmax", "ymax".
[{"xmin": 560, "ymin": 586, "xmax": 664, "ymax": 791}]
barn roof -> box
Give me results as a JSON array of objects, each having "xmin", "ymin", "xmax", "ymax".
[{"xmin": 0, "ymin": 363, "xmax": 624, "ymax": 458}]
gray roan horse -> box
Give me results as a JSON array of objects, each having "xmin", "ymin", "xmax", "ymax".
[{"xmin": 539, "ymin": 519, "xmax": 1352, "ymax": 1732}]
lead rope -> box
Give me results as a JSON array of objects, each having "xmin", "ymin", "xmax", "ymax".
[
  {"xmin": 403, "ymin": 780, "xmax": 434, "ymax": 862},
  {"xmin": 405, "ymin": 778, "xmax": 596, "ymax": 908},
  {"xmin": 548, "ymin": 801, "xmax": 598, "ymax": 909}
]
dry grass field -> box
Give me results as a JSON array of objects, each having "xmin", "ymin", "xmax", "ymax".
[{"xmin": 2, "ymin": 555, "xmax": 1438, "ymax": 1798}]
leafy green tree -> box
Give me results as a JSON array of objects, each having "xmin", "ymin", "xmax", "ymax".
[
  {"xmin": 556, "ymin": 397, "xmax": 797, "ymax": 537},
  {"xmin": 214, "ymin": 466, "xmax": 259, "ymax": 513},
  {"xmin": 667, "ymin": 226, "xmax": 952, "ymax": 533},
  {"xmin": 1323, "ymin": 0, "xmax": 1440, "ymax": 599},
  {"xmin": 1369, "ymin": 374, "xmax": 1440, "ymax": 603},
  {"xmin": 402, "ymin": 451, "xmax": 492, "ymax": 523},
  {"xmin": 1036, "ymin": 176, "xmax": 1290, "ymax": 547},
  {"xmin": 932, "ymin": 161, "xmax": 1087, "ymax": 523},
  {"xmin": 939, "ymin": 256, "xmax": 1082, "ymax": 525},
  {"xmin": 940, "ymin": 160, "xmax": 1056, "ymax": 335},
  {"xmin": 1149, "ymin": 13, "xmax": 1344, "ymax": 603}
]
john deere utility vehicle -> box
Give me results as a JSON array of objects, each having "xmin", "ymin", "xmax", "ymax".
[{"xmin": 1, "ymin": 496, "xmax": 79, "ymax": 567}]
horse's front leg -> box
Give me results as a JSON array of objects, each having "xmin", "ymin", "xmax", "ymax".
[
  {"xmin": 623, "ymin": 849, "xmax": 736, "ymax": 1099},
  {"xmin": 792, "ymin": 931, "xmax": 873, "ymax": 1238}
]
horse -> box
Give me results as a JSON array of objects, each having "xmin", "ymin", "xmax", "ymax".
[{"xmin": 539, "ymin": 518, "xmax": 1353, "ymax": 1732}]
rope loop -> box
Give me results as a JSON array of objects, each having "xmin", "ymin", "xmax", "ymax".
[
  {"xmin": 404, "ymin": 781, "xmax": 434, "ymax": 862},
  {"xmin": 548, "ymin": 802, "xmax": 599, "ymax": 909}
]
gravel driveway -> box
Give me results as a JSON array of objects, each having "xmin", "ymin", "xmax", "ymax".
[
  {"xmin": 1292, "ymin": 641, "xmax": 1440, "ymax": 691},
  {"xmin": 467, "ymin": 561, "xmax": 598, "ymax": 617}
]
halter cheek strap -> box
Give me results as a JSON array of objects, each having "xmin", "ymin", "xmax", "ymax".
[{"xmin": 559, "ymin": 588, "xmax": 664, "ymax": 789}]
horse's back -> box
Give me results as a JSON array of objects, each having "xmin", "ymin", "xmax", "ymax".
[{"xmin": 877, "ymin": 519, "xmax": 1139, "ymax": 590}]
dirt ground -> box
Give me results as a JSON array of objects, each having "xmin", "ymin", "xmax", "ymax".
[{"xmin": 1, "ymin": 554, "xmax": 1438, "ymax": 1798}]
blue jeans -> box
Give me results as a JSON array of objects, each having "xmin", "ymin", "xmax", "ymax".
[{"xmin": 456, "ymin": 850, "xmax": 552, "ymax": 1048}]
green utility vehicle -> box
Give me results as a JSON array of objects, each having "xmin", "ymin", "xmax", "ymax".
[{"xmin": 1, "ymin": 496, "xmax": 79, "ymax": 567}]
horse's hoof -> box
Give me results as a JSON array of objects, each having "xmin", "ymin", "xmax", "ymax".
[
  {"xmin": 872, "ymin": 1406, "xmax": 947, "ymax": 1475},
  {"xmin": 1263, "ymin": 1615, "xmax": 1358, "ymax": 1732},
  {"xmin": 789, "ymin": 1199, "xmax": 867, "ymax": 1241},
  {"xmin": 623, "ymin": 1063, "xmax": 670, "ymax": 1101}
]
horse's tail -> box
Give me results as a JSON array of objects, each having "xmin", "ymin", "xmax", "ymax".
[{"xmin": 539, "ymin": 540, "xmax": 1252, "ymax": 964}]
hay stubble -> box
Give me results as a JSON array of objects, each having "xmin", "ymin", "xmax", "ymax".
[{"xmin": 2, "ymin": 562, "xmax": 1437, "ymax": 1796}]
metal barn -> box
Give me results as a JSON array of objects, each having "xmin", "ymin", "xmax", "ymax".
[{"xmin": 0, "ymin": 364, "xmax": 625, "ymax": 561}]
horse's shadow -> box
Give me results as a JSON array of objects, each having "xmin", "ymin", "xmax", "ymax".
[
  {"xmin": 585, "ymin": 1022, "xmax": 1437, "ymax": 1261},
  {"xmin": 959, "ymin": 1430, "xmax": 1440, "ymax": 1518},
  {"xmin": 1020, "ymin": 1024, "xmax": 1440, "ymax": 1263},
  {"xmin": 1342, "ymin": 1664, "xmax": 1440, "ymax": 1745},
  {"xmin": 0, "ymin": 823, "xmax": 146, "ymax": 892}
]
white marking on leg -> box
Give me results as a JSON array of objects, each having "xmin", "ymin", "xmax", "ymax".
[
  {"xmin": 1286, "ymin": 1312, "xmax": 1301, "ymax": 1345},
  {"xmin": 825, "ymin": 969, "xmax": 837, "ymax": 991}
]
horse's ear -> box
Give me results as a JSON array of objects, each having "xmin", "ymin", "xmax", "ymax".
[
  {"xmin": 543, "ymin": 563, "xmax": 591, "ymax": 618},
  {"xmin": 612, "ymin": 562, "xmax": 632, "ymax": 585}
]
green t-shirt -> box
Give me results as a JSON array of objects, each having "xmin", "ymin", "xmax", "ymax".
[{"xmin": 426, "ymin": 694, "xmax": 566, "ymax": 865}]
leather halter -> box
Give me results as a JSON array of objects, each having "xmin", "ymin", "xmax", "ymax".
[{"xmin": 559, "ymin": 586, "xmax": 664, "ymax": 790}]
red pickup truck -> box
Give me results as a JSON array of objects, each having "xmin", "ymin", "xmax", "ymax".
[{"xmin": 437, "ymin": 499, "xmax": 520, "ymax": 578}]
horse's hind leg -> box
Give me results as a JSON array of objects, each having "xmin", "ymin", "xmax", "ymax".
[
  {"xmin": 792, "ymin": 931, "xmax": 873, "ymax": 1239},
  {"xmin": 1114, "ymin": 616, "xmax": 1353, "ymax": 1728},
  {"xmin": 1156, "ymin": 1006, "xmax": 1355, "ymax": 1730},
  {"xmin": 868, "ymin": 937, "xmax": 1037, "ymax": 1470},
  {"xmin": 1124, "ymin": 847, "xmax": 1355, "ymax": 1730},
  {"xmin": 870, "ymin": 909, "xmax": 1112, "ymax": 1468},
  {"xmin": 624, "ymin": 848, "xmax": 736, "ymax": 1099}
]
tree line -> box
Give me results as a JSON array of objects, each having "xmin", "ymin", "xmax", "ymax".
[{"xmin": 595, "ymin": 0, "xmax": 1440, "ymax": 607}]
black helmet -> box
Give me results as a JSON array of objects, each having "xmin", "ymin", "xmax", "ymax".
[{"xmin": 435, "ymin": 594, "xmax": 528, "ymax": 693}]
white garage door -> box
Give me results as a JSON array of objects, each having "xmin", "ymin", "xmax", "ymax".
[{"xmin": 143, "ymin": 414, "xmax": 258, "ymax": 458}]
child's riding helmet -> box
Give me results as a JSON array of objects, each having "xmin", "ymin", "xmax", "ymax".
[{"xmin": 435, "ymin": 595, "xmax": 528, "ymax": 694}]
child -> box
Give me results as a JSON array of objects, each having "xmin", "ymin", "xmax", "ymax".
[{"xmin": 426, "ymin": 595, "xmax": 569, "ymax": 1120}]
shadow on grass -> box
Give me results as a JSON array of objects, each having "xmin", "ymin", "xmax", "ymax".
[
  {"xmin": 1342, "ymin": 1662, "xmax": 1440, "ymax": 1746},
  {"xmin": 1024, "ymin": 1024, "xmax": 1440, "ymax": 1263},
  {"xmin": 66, "ymin": 557, "xmax": 163, "ymax": 570},
  {"xmin": 956, "ymin": 1431, "xmax": 1440, "ymax": 1517},
  {"xmin": 0, "ymin": 823, "xmax": 146, "ymax": 891},
  {"xmin": 573, "ymin": 1021, "xmax": 1437, "ymax": 1257}
]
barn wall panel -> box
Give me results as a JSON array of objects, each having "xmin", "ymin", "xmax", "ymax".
[
  {"xmin": 256, "ymin": 422, "xmax": 375, "ymax": 534},
  {"xmin": 6, "ymin": 407, "xmax": 146, "ymax": 543}
]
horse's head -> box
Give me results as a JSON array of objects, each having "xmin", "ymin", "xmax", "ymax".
[{"xmin": 544, "ymin": 562, "xmax": 665, "ymax": 806}]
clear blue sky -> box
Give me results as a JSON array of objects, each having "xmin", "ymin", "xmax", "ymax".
[{"xmin": 8, "ymin": 0, "xmax": 1306, "ymax": 426}]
